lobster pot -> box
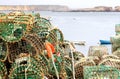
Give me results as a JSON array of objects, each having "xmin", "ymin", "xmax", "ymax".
[
  {"xmin": 110, "ymin": 35, "xmax": 120, "ymax": 51},
  {"xmin": 51, "ymin": 28, "xmax": 64, "ymax": 42},
  {"xmin": 64, "ymin": 56, "xmax": 73, "ymax": 79},
  {"xmin": 99, "ymin": 58, "xmax": 120, "ymax": 70},
  {"xmin": 113, "ymin": 49, "xmax": 120, "ymax": 58},
  {"xmin": 64, "ymin": 55, "xmax": 74, "ymax": 79},
  {"xmin": 115, "ymin": 24, "xmax": 120, "ymax": 32},
  {"xmin": 84, "ymin": 65, "xmax": 120, "ymax": 79},
  {"xmin": 63, "ymin": 40, "xmax": 84, "ymax": 60},
  {"xmin": 64, "ymin": 56, "xmax": 72, "ymax": 67},
  {"xmin": 8, "ymin": 34, "xmax": 44, "ymax": 63},
  {"xmin": 116, "ymin": 32, "xmax": 120, "ymax": 36},
  {"xmin": 0, "ymin": 38, "xmax": 7, "ymax": 62},
  {"xmin": 9, "ymin": 56, "xmax": 43, "ymax": 79},
  {"xmin": 88, "ymin": 46, "xmax": 108, "ymax": 59},
  {"xmin": 111, "ymin": 44, "xmax": 118, "ymax": 53},
  {"xmin": 62, "ymin": 41, "xmax": 73, "ymax": 56},
  {"xmin": 48, "ymin": 55, "xmax": 67, "ymax": 79},
  {"xmin": 102, "ymin": 55, "xmax": 120, "ymax": 60},
  {"xmin": 88, "ymin": 56, "xmax": 100, "ymax": 65},
  {"xmin": 0, "ymin": 13, "xmax": 6, "ymax": 17},
  {"xmin": 37, "ymin": 17, "xmax": 52, "ymax": 30},
  {"xmin": 75, "ymin": 58, "xmax": 95, "ymax": 79},
  {"xmin": 69, "ymin": 51, "xmax": 84, "ymax": 62},
  {"xmin": 110, "ymin": 35, "xmax": 120, "ymax": 43},
  {"xmin": 47, "ymin": 28, "xmax": 64, "ymax": 45},
  {"xmin": 35, "ymin": 54, "xmax": 49, "ymax": 76},
  {"xmin": 0, "ymin": 61, "xmax": 7, "ymax": 79},
  {"xmin": 65, "ymin": 65, "xmax": 73, "ymax": 79},
  {"xmin": 33, "ymin": 17, "xmax": 53, "ymax": 36}
]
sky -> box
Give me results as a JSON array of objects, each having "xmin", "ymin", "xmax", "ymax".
[{"xmin": 0, "ymin": 0, "xmax": 120, "ymax": 9}]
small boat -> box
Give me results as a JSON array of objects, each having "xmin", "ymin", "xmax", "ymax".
[{"xmin": 99, "ymin": 40, "xmax": 111, "ymax": 44}]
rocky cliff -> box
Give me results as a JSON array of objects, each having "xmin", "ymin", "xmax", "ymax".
[
  {"xmin": 71, "ymin": 6, "xmax": 113, "ymax": 12},
  {"xmin": 0, "ymin": 5, "xmax": 120, "ymax": 12},
  {"xmin": 115, "ymin": 6, "xmax": 120, "ymax": 11},
  {"xmin": 0, "ymin": 5, "xmax": 70, "ymax": 11}
]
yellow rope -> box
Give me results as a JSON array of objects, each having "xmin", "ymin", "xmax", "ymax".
[
  {"xmin": 69, "ymin": 43, "xmax": 75, "ymax": 79},
  {"xmin": 50, "ymin": 49, "xmax": 59, "ymax": 79}
]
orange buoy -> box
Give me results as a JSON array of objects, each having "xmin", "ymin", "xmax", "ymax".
[
  {"xmin": 45, "ymin": 41, "xmax": 55, "ymax": 58},
  {"xmin": 0, "ymin": 19, "xmax": 2, "ymax": 22}
]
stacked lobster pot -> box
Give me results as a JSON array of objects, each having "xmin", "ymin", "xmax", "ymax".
[
  {"xmin": 75, "ymin": 57, "xmax": 95, "ymax": 79},
  {"xmin": 111, "ymin": 24, "xmax": 120, "ymax": 58},
  {"xmin": 9, "ymin": 54, "xmax": 43, "ymax": 79},
  {"xmin": 83, "ymin": 44, "xmax": 120, "ymax": 79},
  {"xmin": 0, "ymin": 61, "xmax": 7, "ymax": 79},
  {"xmin": 105, "ymin": 24, "xmax": 120, "ymax": 71},
  {"xmin": 88, "ymin": 46, "xmax": 109, "ymax": 64},
  {"xmin": 62, "ymin": 40, "xmax": 85, "ymax": 79},
  {"xmin": 88, "ymin": 46, "xmax": 109, "ymax": 58},
  {"xmin": 0, "ymin": 11, "xmax": 68, "ymax": 79},
  {"xmin": 99, "ymin": 54, "xmax": 120, "ymax": 71},
  {"xmin": 0, "ymin": 13, "xmax": 9, "ymax": 79}
]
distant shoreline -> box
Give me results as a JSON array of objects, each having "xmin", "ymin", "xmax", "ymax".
[
  {"xmin": 1, "ymin": 10, "xmax": 120, "ymax": 13},
  {"xmin": 0, "ymin": 5, "xmax": 120, "ymax": 12},
  {"xmin": 49, "ymin": 10, "xmax": 120, "ymax": 12}
]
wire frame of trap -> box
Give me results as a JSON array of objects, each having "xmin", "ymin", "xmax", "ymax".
[
  {"xmin": 75, "ymin": 58, "xmax": 95, "ymax": 79},
  {"xmin": 84, "ymin": 65, "xmax": 120, "ymax": 79},
  {"xmin": 9, "ymin": 56, "xmax": 43, "ymax": 79}
]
